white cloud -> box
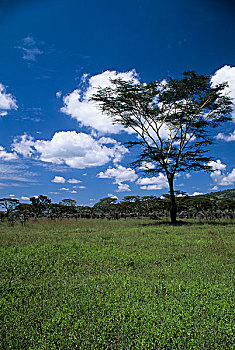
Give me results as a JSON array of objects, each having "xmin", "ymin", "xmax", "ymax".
[
  {"xmin": 97, "ymin": 165, "xmax": 138, "ymax": 184},
  {"xmin": 208, "ymin": 160, "xmax": 228, "ymax": 186},
  {"xmin": 176, "ymin": 193, "xmax": 188, "ymax": 197},
  {"xmin": 208, "ymin": 159, "xmax": 235, "ymax": 187},
  {"xmin": 68, "ymin": 178, "xmax": 82, "ymax": 183},
  {"xmin": 208, "ymin": 159, "xmax": 226, "ymax": 171},
  {"xmin": 137, "ymin": 173, "xmax": 168, "ymax": 190},
  {"xmin": 15, "ymin": 36, "xmax": 43, "ymax": 62},
  {"xmin": 59, "ymin": 187, "xmax": 70, "ymax": 191},
  {"xmin": 60, "ymin": 65, "xmax": 235, "ymax": 142},
  {"xmin": 0, "ymin": 83, "xmax": 17, "ymax": 114},
  {"xmin": 81, "ymin": 73, "xmax": 89, "ymax": 83},
  {"xmin": 218, "ymin": 168, "xmax": 235, "ymax": 186},
  {"xmin": 21, "ymin": 196, "xmax": 30, "ymax": 201},
  {"xmin": 78, "ymin": 186, "xmax": 86, "ymax": 189},
  {"xmin": 61, "ymin": 70, "xmax": 138, "ymax": 134},
  {"xmin": 0, "ymin": 146, "xmax": 18, "ymax": 161},
  {"xmin": 12, "ymin": 131, "xmax": 128, "ymax": 169},
  {"xmin": 70, "ymin": 190, "xmax": 77, "ymax": 194},
  {"xmin": 139, "ymin": 185, "xmax": 160, "ymax": 190},
  {"xmin": 208, "ymin": 160, "xmax": 227, "ymax": 188},
  {"xmin": 56, "ymin": 91, "xmax": 62, "ymax": 98},
  {"xmin": 12, "ymin": 134, "xmax": 35, "ymax": 157},
  {"xmin": 210, "ymin": 170, "xmax": 223, "ymax": 184},
  {"xmin": 185, "ymin": 173, "xmax": 191, "ymax": 179},
  {"xmin": 8, "ymin": 194, "xmax": 15, "ymax": 197},
  {"xmin": 211, "ymin": 65, "xmax": 235, "ymax": 121},
  {"xmin": 116, "ymin": 183, "xmax": 131, "ymax": 192},
  {"xmin": 138, "ymin": 161, "xmax": 155, "ymax": 170},
  {"xmin": 216, "ymin": 130, "xmax": 235, "ymax": 142},
  {"xmin": 191, "ymin": 192, "xmax": 203, "ymax": 196},
  {"xmin": 51, "ymin": 176, "xmax": 66, "ymax": 183},
  {"xmin": 108, "ymin": 194, "xmax": 118, "ymax": 200}
]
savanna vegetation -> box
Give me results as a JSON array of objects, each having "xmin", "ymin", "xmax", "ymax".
[
  {"xmin": 0, "ymin": 188, "xmax": 235, "ymax": 227},
  {"xmin": 1, "ymin": 69, "xmax": 234, "ymax": 348},
  {"xmin": 0, "ymin": 217, "xmax": 234, "ymax": 349}
]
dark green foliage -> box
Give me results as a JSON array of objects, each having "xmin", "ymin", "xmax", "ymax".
[
  {"xmin": 202, "ymin": 188, "xmax": 235, "ymax": 200},
  {"xmin": 18, "ymin": 203, "xmax": 33, "ymax": 214},
  {"xmin": 60, "ymin": 199, "xmax": 77, "ymax": 207},
  {"xmin": 30, "ymin": 195, "xmax": 51, "ymax": 216},
  {"xmin": 93, "ymin": 197, "xmax": 117, "ymax": 214},
  {"xmin": 0, "ymin": 198, "xmax": 20, "ymax": 216},
  {"xmin": 0, "ymin": 218, "xmax": 234, "ymax": 349}
]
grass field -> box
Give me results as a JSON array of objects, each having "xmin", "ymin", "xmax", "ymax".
[{"xmin": 0, "ymin": 218, "xmax": 234, "ymax": 349}]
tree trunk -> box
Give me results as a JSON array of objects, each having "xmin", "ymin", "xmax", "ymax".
[{"xmin": 168, "ymin": 177, "xmax": 177, "ymax": 224}]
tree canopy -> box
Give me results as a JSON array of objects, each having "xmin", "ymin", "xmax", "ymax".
[{"xmin": 92, "ymin": 71, "xmax": 233, "ymax": 223}]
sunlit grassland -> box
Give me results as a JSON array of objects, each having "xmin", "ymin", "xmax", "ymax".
[{"xmin": 0, "ymin": 218, "xmax": 234, "ymax": 349}]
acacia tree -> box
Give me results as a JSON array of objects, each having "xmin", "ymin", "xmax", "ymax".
[
  {"xmin": 92, "ymin": 71, "xmax": 232, "ymax": 224},
  {"xmin": 30, "ymin": 195, "xmax": 51, "ymax": 216},
  {"xmin": 0, "ymin": 198, "xmax": 20, "ymax": 217},
  {"xmin": 93, "ymin": 197, "xmax": 117, "ymax": 214}
]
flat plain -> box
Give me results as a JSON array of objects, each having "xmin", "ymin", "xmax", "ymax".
[{"xmin": 0, "ymin": 218, "xmax": 234, "ymax": 349}]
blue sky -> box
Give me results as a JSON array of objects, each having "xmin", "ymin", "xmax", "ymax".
[{"xmin": 0, "ymin": 0, "xmax": 235, "ymax": 205}]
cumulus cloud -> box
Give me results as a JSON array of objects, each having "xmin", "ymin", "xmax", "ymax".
[
  {"xmin": 138, "ymin": 161, "xmax": 155, "ymax": 170},
  {"xmin": 216, "ymin": 130, "xmax": 235, "ymax": 142},
  {"xmin": 208, "ymin": 159, "xmax": 226, "ymax": 171},
  {"xmin": 0, "ymin": 146, "xmax": 18, "ymax": 161},
  {"xmin": 217, "ymin": 169, "xmax": 235, "ymax": 186},
  {"xmin": 139, "ymin": 185, "xmax": 161, "ymax": 190},
  {"xmin": 116, "ymin": 183, "xmax": 131, "ymax": 192},
  {"xmin": 210, "ymin": 170, "xmax": 224, "ymax": 184},
  {"xmin": 0, "ymin": 83, "xmax": 17, "ymax": 115},
  {"xmin": 11, "ymin": 134, "xmax": 35, "ymax": 157},
  {"xmin": 21, "ymin": 196, "xmax": 30, "ymax": 201},
  {"xmin": 15, "ymin": 36, "xmax": 43, "ymax": 62},
  {"xmin": 97, "ymin": 165, "xmax": 138, "ymax": 184},
  {"xmin": 211, "ymin": 65, "xmax": 235, "ymax": 121},
  {"xmin": 209, "ymin": 160, "xmax": 227, "ymax": 184},
  {"xmin": 51, "ymin": 176, "xmax": 66, "ymax": 183},
  {"xmin": 191, "ymin": 192, "xmax": 204, "ymax": 196},
  {"xmin": 136, "ymin": 173, "xmax": 168, "ymax": 190},
  {"xmin": 208, "ymin": 159, "xmax": 235, "ymax": 187},
  {"xmin": 108, "ymin": 194, "xmax": 118, "ymax": 200},
  {"xmin": 68, "ymin": 178, "xmax": 82, "ymax": 183},
  {"xmin": 12, "ymin": 131, "xmax": 128, "ymax": 169},
  {"xmin": 97, "ymin": 165, "xmax": 137, "ymax": 192},
  {"xmin": 61, "ymin": 70, "xmax": 139, "ymax": 134},
  {"xmin": 60, "ymin": 65, "xmax": 235, "ymax": 141}
]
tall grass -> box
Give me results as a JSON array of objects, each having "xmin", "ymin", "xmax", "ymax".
[{"xmin": 0, "ymin": 218, "xmax": 234, "ymax": 349}]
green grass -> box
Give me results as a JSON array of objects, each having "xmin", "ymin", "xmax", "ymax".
[{"xmin": 0, "ymin": 218, "xmax": 234, "ymax": 349}]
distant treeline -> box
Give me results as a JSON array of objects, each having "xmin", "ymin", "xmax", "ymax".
[{"xmin": 0, "ymin": 191, "xmax": 235, "ymax": 226}]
